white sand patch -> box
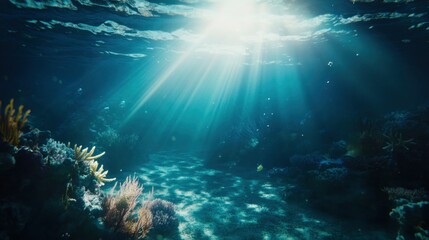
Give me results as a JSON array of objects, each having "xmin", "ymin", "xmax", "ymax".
[{"xmin": 120, "ymin": 152, "xmax": 372, "ymax": 239}]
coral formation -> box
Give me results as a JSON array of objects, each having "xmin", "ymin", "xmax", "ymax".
[
  {"xmin": 81, "ymin": 187, "xmax": 103, "ymax": 213},
  {"xmin": 144, "ymin": 198, "xmax": 179, "ymax": 235},
  {"xmin": 74, "ymin": 144, "xmax": 105, "ymax": 161},
  {"xmin": 125, "ymin": 207, "xmax": 153, "ymax": 239},
  {"xmin": 0, "ymin": 135, "xmax": 111, "ymax": 239},
  {"xmin": 390, "ymin": 200, "xmax": 429, "ymax": 240},
  {"xmin": 382, "ymin": 131, "xmax": 416, "ymax": 153},
  {"xmin": 14, "ymin": 147, "xmax": 44, "ymax": 175},
  {"xmin": 103, "ymin": 176, "xmax": 153, "ymax": 239},
  {"xmin": 20, "ymin": 128, "xmax": 51, "ymax": 149},
  {"xmin": 0, "ymin": 99, "xmax": 180, "ymax": 239},
  {"xmin": 383, "ymin": 187, "xmax": 428, "ymax": 203},
  {"xmin": 0, "ymin": 99, "xmax": 30, "ymax": 146},
  {"xmin": 89, "ymin": 160, "xmax": 116, "ymax": 186},
  {"xmin": 41, "ymin": 138, "xmax": 72, "ymax": 165}
]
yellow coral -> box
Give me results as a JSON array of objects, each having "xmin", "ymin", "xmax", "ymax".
[
  {"xmin": 89, "ymin": 160, "xmax": 116, "ymax": 186},
  {"xmin": 0, "ymin": 99, "xmax": 31, "ymax": 146},
  {"xmin": 74, "ymin": 144, "xmax": 105, "ymax": 161}
]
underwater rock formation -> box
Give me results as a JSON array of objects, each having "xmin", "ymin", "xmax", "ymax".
[
  {"xmin": 0, "ymin": 103, "xmax": 127, "ymax": 238},
  {"xmin": 0, "ymin": 152, "xmax": 15, "ymax": 173},
  {"xmin": 41, "ymin": 138, "xmax": 71, "ymax": 165},
  {"xmin": 0, "ymin": 138, "xmax": 110, "ymax": 239},
  {"xmin": 289, "ymin": 153, "xmax": 325, "ymax": 171},
  {"xmin": 389, "ymin": 199, "xmax": 429, "ymax": 240},
  {"xmin": 14, "ymin": 147, "xmax": 44, "ymax": 176},
  {"xmin": 20, "ymin": 128, "xmax": 51, "ymax": 149},
  {"xmin": 81, "ymin": 187, "xmax": 103, "ymax": 214}
]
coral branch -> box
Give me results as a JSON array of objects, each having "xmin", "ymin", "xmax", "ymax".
[
  {"xmin": 102, "ymin": 176, "xmax": 153, "ymax": 239},
  {"xmin": 89, "ymin": 160, "xmax": 116, "ymax": 186},
  {"xmin": 0, "ymin": 99, "xmax": 30, "ymax": 146},
  {"xmin": 74, "ymin": 144, "xmax": 105, "ymax": 161}
]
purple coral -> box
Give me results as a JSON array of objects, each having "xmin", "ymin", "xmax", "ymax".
[{"xmin": 144, "ymin": 198, "xmax": 179, "ymax": 235}]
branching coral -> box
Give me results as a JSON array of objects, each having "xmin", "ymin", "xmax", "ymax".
[
  {"xmin": 383, "ymin": 187, "xmax": 428, "ymax": 202},
  {"xmin": 124, "ymin": 207, "xmax": 153, "ymax": 239},
  {"xmin": 74, "ymin": 144, "xmax": 105, "ymax": 161},
  {"xmin": 103, "ymin": 176, "xmax": 153, "ymax": 239},
  {"xmin": 0, "ymin": 99, "xmax": 31, "ymax": 146},
  {"xmin": 104, "ymin": 176, "xmax": 142, "ymax": 229},
  {"xmin": 89, "ymin": 160, "xmax": 116, "ymax": 186},
  {"xmin": 382, "ymin": 131, "xmax": 416, "ymax": 152},
  {"xmin": 390, "ymin": 201, "xmax": 429, "ymax": 240}
]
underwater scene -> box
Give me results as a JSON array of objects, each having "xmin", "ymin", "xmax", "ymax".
[{"xmin": 1, "ymin": 0, "xmax": 429, "ymax": 239}]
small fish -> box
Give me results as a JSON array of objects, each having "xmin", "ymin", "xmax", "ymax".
[{"xmin": 257, "ymin": 164, "xmax": 263, "ymax": 172}]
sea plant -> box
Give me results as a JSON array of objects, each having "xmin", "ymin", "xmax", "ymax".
[
  {"xmin": 103, "ymin": 176, "xmax": 153, "ymax": 239},
  {"xmin": 0, "ymin": 99, "xmax": 30, "ymax": 146}
]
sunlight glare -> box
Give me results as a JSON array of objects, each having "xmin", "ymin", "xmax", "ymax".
[{"xmin": 205, "ymin": 0, "xmax": 269, "ymax": 43}]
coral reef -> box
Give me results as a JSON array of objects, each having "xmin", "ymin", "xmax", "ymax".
[
  {"xmin": 96, "ymin": 126, "xmax": 120, "ymax": 147},
  {"xmin": 312, "ymin": 167, "xmax": 348, "ymax": 182},
  {"xmin": 20, "ymin": 128, "xmax": 51, "ymax": 148},
  {"xmin": 0, "ymin": 137, "xmax": 110, "ymax": 239},
  {"xmin": 14, "ymin": 147, "xmax": 44, "ymax": 175},
  {"xmin": 383, "ymin": 187, "xmax": 428, "ymax": 203},
  {"xmin": 81, "ymin": 187, "xmax": 103, "ymax": 214},
  {"xmin": 0, "ymin": 99, "xmax": 175, "ymax": 239},
  {"xmin": 144, "ymin": 198, "xmax": 179, "ymax": 235},
  {"xmin": 0, "ymin": 99, "xmax": 30, "ymax": 146},
  {"xmin": 102, "ymin": 176, "xmax": 153, "ymax": 239},
  {"xmin": 383, "ymin": 111, "xmax": 417, "ymax": 135},
  {"xmin": 385, "ymin": 189, "xmax": 429, "ymax": 239},
  {"xmin": 41, "ymin": 138, "xmax": 72, "ymax": 165},
  {"xmin": 390, "ymin": 200, "xmax": 429, "ymax": 240},
  {"xmin": 233, "ymin": 105, "xmax": 429, "ymax": 230},
  {"xmin": 0, "ymin": 105, "xmax": 122, "ymax": 239}
]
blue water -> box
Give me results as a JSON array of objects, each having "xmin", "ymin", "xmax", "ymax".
[{"xmin": 1, "ymin": 0, "xmax": 429, "ymax": 239}]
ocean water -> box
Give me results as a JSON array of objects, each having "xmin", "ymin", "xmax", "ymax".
[{"xmin": 1, "ymin": 0, "xmax": 429, "ymax": 239}]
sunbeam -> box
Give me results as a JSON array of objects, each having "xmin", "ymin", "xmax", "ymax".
[{"xmin": 122, "ymin": 0, "xmax": 283, "ymax": 143}]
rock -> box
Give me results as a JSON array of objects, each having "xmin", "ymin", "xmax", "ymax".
[
  {"xmin": 267, "ymin": 167, "xmax": 292, "ymax": 179},
  {"xmin": 20, "ymin": 128, "xmax": 51, "ymax": 148},
  {"xmin": 80, "ymin": 187, "xmax": 103, "ymax": 216},
  {"xmin": 0, "ymin": 200, "xmax": 31, "ymax": 238},
  {"xmin": 0, "ymin": 153, "xmax": 15, "ymax": 172},
  {"xmin": 0, "ymin": 142, "xmax": 15, "ymax": 154},
  {"xmin": 329, "ymin": 140, "xmax": 347, "ymax": 158},
  {"xmin": 14, "ymin": 147, "xmax": 44, "ymax": 176}
]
